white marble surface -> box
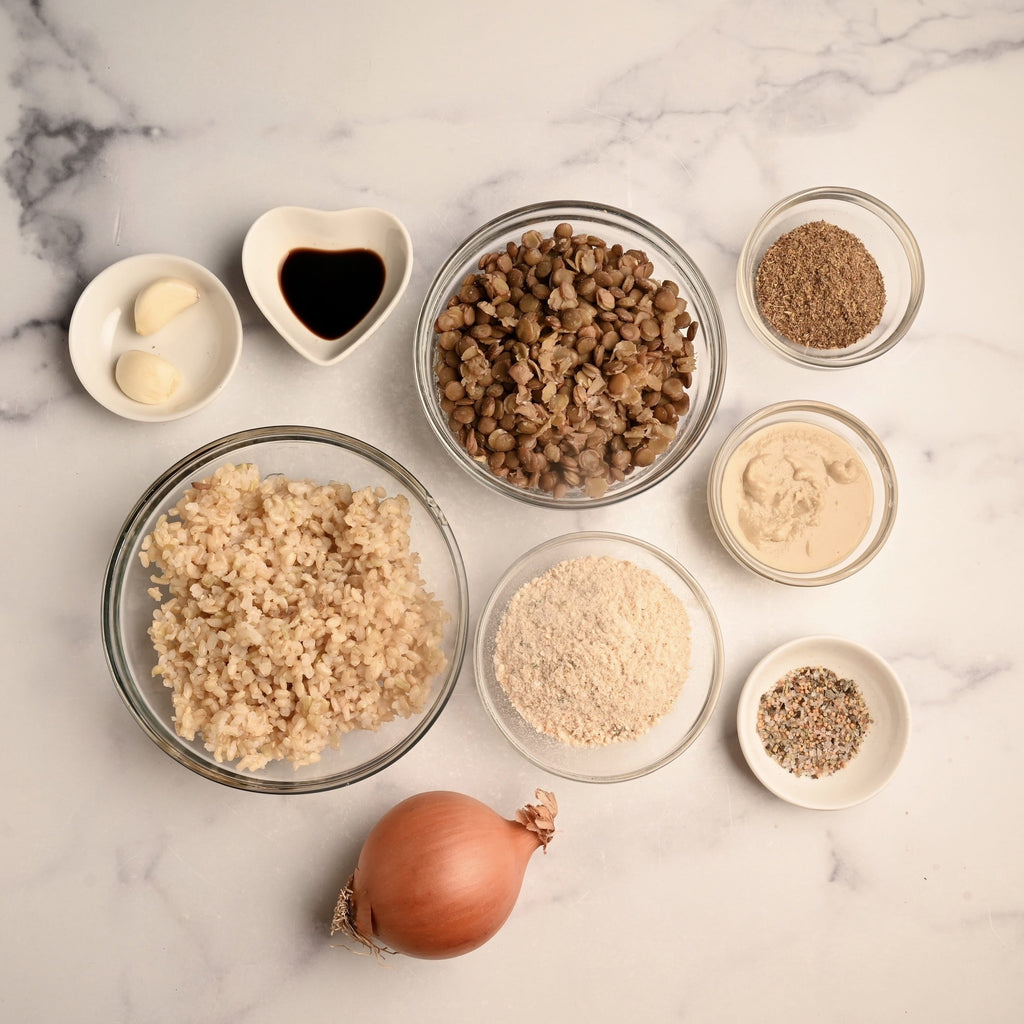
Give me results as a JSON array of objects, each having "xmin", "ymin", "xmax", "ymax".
[{"xmin": 2, "ymin": 1, "xmax": 1022, "ymax": 1020}]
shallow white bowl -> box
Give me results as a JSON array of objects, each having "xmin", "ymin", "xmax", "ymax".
[
  {"xmin": 69, "ymin": 253, "xmax": 242, "ymax": 422},
  {"xmin": 242, "ymin": 206, "xmax": 413, "ymax": 366},
  {"xmin": 736, "ymin": 635, "xmax": 910, "ymax": 809}
]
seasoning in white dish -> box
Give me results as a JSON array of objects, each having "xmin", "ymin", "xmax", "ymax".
[{"xmin": 757, "ymin": 665, "xmax": 873, "ymax": 778}]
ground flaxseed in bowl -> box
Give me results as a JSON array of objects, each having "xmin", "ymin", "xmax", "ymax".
[
  {"xmin": 474, "ymin": 532, "xmax": 724, "ymax": 783},
  {"xmin": 755, "ymin": 221, "xmax": 885, "ymax": 350},
  {"xmin": 415, "ymin": 201, "xmax": 726, "ymax": 509},
  {"xmin": 103, "ymin": 427, "xmax": 469, "ymax": 794},
  {"xmin": 737, "ymin": 186, "xmax": 924, "ymax": 368}
]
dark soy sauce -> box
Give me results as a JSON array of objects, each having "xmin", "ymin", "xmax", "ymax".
[{"xmin": 279, "ymin": 247, "xmax": 386, "ymax": 340}]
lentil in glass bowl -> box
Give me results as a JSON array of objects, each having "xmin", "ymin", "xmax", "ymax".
[
  {"xmin": 102, "ymin": 426, "xmax": 469, "ymax": 794},
  {"xmin": 474, "ymin": 532, "xmax": 724, "ymax": 783},
  {"xmin": 414, "ymin": 200, "xmax": 726, "ymax": 508},
  {"xmin": 736, "ymin": 186, "xmax": 924, "ymax": 368},
  {"xmin": 707, "ymin": 400, "xmax": 898, "ymax": 586}
]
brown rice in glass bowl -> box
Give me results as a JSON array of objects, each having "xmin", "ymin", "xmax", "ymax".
[{"xmin": 102, "ymin": 426, "xmax": 469, "ymax": 793}]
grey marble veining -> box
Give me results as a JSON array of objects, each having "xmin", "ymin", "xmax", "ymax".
[{"xmin": 2, "ymin": 1, "xmax": 1023, "ymax": 1022}]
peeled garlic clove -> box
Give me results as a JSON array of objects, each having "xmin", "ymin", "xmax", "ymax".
[
  {"xmin": 115, "ymin": 349, "xmax": 182, "ymax": 404},
  {"xmin": 134, "ymin": 277, "xmax": 199, "ymax": 335}
]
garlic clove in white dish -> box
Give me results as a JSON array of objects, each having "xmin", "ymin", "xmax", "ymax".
[
  {"xmin": 69, "ymin": 252, "xmax": 242, "ymax": 423},
  {"xmin": 241, "ymin": 206, "xmax": 413, "ymax": 367},
  {"xmin": 134, "ymin": 277, "xmax": 200, "ymax": 335},
  {"xmin": 114, "ymin": 349, "xmax": 183, "ymax": 404}
]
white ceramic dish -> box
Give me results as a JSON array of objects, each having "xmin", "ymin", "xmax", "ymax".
[
  {"xmin": 242, "ymin": 206, "xmax": 413, "ymax": 366},
  {"xmin": 69, "ymin": 253, "xmax": 243, "ymax": 422},
  {"xmin": 736, "ymin": 635, "xmax": 910, "ymax": 810}
]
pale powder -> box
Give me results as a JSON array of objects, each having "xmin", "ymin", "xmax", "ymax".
[
  {"xmin": 721, "ymin": 421, "xmax": 873, "ymax": 573},
  {"xmin": 493, "ymin": 555, "xmax": 691, "ymax": 747}
]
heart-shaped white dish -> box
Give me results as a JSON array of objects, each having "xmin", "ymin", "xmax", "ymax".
[{"xmin": 242, "ymin": 206, "xmax": 413, "ymax": 366}]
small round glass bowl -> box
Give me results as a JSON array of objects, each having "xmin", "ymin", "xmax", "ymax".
[
  {"xmin": 474, "ymin": 532, "xmax": 724, "ymax": 783},
  {"xmin": 102, "ymin": 426, "xmax": 469, "ymax": 794},
  {"xmin": 737, "ymin": 186, "xmax": 924, "ymax": 368},
  {"xmin": 414, "ymin": 200, "xmax": 726, "ymax": 509},
  {"xmin": 736, "ymin": 635, "xmax": 911, "ymax": 810},
  {"xmin": 707, "ymin": 401, "xmax": 898, "ymax": 586}
]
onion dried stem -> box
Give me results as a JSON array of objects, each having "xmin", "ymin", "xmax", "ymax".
[{"xmin": 516, "ymin": 789, "xmax": 558, "ymax": 850}]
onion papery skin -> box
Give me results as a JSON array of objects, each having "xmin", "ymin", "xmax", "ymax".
[{"xmin": 337, "ymin": 790, "xmax": 556, "ymax": 960}]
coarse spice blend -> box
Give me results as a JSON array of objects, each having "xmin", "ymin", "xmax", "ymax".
[
  {"xmin": 755, "ymin": 220, "xmax": 886, "ymax": 350},
  {"xmin": 756, "ymin": 665, "xmax": 873, "ymax": 778},
  {"xmin": 493, "ymin": 555, "xmax": 692, "ymax": 747}
]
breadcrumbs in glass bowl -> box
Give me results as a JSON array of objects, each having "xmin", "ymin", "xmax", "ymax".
[{"xmin": 473, "ymin": 532, "xmax": 724, "ymax": 783}]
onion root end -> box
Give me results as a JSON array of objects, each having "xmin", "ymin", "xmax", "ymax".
[{"xmin": 331, "ymin": 876, "xmax": 390, "ymax": 960}]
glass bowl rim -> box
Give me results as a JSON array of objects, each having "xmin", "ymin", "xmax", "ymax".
[
  {"xmin": 472, "ymin": 529, "xmax": 725, "ymax": 782},
  {"xmin": 736, "ymin": 185, "xmax": 925, "ymax": 369},
  {"xmin": 414, "ymin": 199, "xmax": 727, "ymax": 509},
  {"xmin": 102, "ymin": 424, "xmax": 470, "ymax": 794},
  {"xmin": 706, "ymin": 400, "xmax": 899, "ymax": 587}
]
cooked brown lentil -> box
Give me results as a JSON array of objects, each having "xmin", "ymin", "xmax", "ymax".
[{"xmin": 433, "ymin": 223, "xmax": 698, "ymax": 498}]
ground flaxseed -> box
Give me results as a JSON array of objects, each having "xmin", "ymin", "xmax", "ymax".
[
  {"xmin": 756, "ymin": 665, "xmax": 872, "ymax": 778},
  {"xmin": 755, "ymin": 220, "xmax": 885, "ymax": 350}
]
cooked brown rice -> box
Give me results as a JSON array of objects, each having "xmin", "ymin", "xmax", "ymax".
[{"xmin": 139, "ymin": 462, "xmax": 448, "ymax": 771}]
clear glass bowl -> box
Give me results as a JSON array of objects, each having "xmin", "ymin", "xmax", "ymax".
[
  {"xmin": 737, "ymin": 186, "xmax": 924, "ymax": 368},
  {"xmin": 102, "ymin": 426, "xmax": 469, "ymax": 794},
  {"xmin": 474, "ymin": 532, "xmax": 724, "ymax": 783},
  {"xmin": 414, "ymin": 200, "xmax": 726, "ymax": 508},
  {"xmin": 707, "ymin": 401, "xmax": 898, "ymax": 586}
]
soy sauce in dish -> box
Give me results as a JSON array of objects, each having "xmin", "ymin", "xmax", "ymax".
[{"xmin": 279, "ymin": 248, "xmax": 386, "ymax": 340}]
